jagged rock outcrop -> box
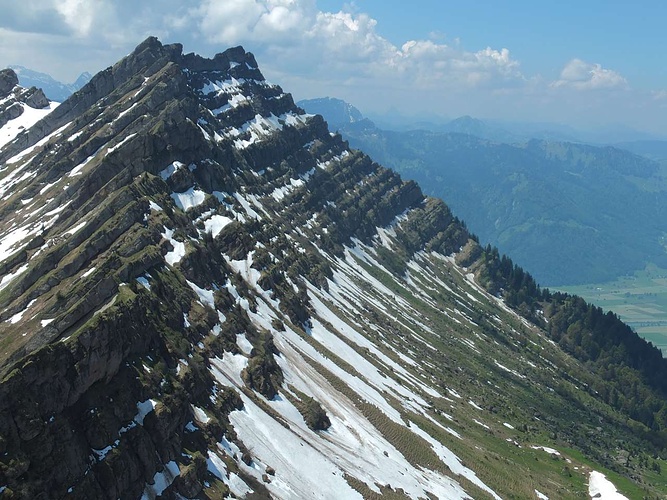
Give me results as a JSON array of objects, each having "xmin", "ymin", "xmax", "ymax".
[
  {"xmin": 0, "ymin": 37, "xmax": 666, "ymax": 500},
  {"xmin": 0, "ymin": 69, "xmax": 49, "ymax": 111},
  {"xmin": 0, "ymin": 68, "xmax": 52, "ymax": 142},
  {"xmin": 0, "ymin": 70, "xmax": 19, "ymax": 98}
]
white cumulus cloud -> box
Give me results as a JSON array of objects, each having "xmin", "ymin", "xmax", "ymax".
[
  {"xmin": 551, "ymin": 58, "xmax": 628, "ymax": 90},
  {"xmin": 193, "ymin": 0, "xmax": 523, "ymax": 91},
  {"xmin": 54, "ymin": 0, "xmax": 101, "ymax": 37},
  {"xmin": 196, "ymin": 0, "xmax": 314, "ymax": 44},
  {"xmin": 0, "ymin": 0, "xmax": 525, "ymax": 92}
]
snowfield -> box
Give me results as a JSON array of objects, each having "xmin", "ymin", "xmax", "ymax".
[{"xmin": 0, "ymin": 101, "xmax": 59, "ymax": 149}]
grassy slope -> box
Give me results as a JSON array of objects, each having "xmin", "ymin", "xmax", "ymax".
[{"xmin": 322, "ymin": 243, "xmax": 667, "ymax": 498}]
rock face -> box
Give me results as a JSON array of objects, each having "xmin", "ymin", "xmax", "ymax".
[
  {"xmin": 0, "ymin": 69, "xmax": 19, "ymax": 98},
  {"xmin": 0, "ymin": 37, "xmax": 666, "ymax": 499},
  {"xmin": 0, "ymin": 68, "xmax": 52, "ymax": 142}
]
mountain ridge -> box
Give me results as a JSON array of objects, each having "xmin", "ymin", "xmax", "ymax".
[
  {"xmin": 299, "ymin": 98, "xmax": 667, "ymax": 286},
  {"xmin": 0, "ymin": 37, "xmax": 667, "ymax": 499}
]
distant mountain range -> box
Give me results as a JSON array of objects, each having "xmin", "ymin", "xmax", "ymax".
[
  {"xmin": 9, "ymin": 65, "xmax": 91, "ymax": 102},
  {"xmin": 299, "ymin": 97, "xmax": 667, "ymax": 286},
  {"xmin": 300, "ymin": 97, "xmax": 667, "ymax": 147}
]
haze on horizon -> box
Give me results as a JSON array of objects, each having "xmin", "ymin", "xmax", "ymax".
[{"xmin": 1, "ymin": 0, "xmax": 666, "ymax": 137}]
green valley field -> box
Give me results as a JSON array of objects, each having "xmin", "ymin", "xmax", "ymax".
[{"xmin": 559, "ymin": 263, "xmax": 667, "ymax": 354}]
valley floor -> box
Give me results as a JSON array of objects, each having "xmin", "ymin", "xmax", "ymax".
[{"xmin": 558, "ymin": 263, "xmax": 667, "ymax": 354}]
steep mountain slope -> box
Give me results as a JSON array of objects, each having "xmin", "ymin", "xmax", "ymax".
[
  {"xmin": 8, "ymin": 66, "xmax": 92, "ymax": 103},
  {"xmin": 299, "ymin": 104, "xmax": 667, "ymax": 286},
  {"xmin": 1, "ymin": 38, "xmax": 667, "ymax": 499}
]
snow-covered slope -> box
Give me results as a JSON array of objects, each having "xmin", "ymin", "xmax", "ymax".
[
  {"xmin": 0, "ymin": 100, "xmax": 58, "ymax": 149},
  {"xmin": 0, "ymin": 68, "xmax": 58, "ymax": 148},
  {"xmin": 0, "ymin": 38, "xmax": 661, "ymax": 499}
]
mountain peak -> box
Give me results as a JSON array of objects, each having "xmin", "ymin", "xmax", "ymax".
[
  {"xmin": 1, "ymin": 37, "xmax": 666, "ymax": 499},
  {"xmin": 0, "ymin": 37, "xmax": 273, "ymax": 166},
  {"xmin": 119, "ymin": 37, "xmax": 260, "ymax": 78},
  {"xmin": 0, "ymin": 69, "xmax": 19, "ymax": 98},
  {"xmin": 449, "ymin": 115, "xmax": 483, "ymax": 126}
]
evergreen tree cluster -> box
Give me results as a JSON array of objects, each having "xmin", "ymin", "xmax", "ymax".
[{"xmin": 478, "ymin": 244, "xmax": 667, "ymax": 443}]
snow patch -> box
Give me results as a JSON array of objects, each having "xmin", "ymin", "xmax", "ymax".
[
  {"xmin": 0, "ymin": 101, "xmax": 59, "ymax": 149},
  {"xmin": 134, "ymin": 399, "xmax": 157, "ymax": 425},
  {"xmin": 186, "ymin": 280, "xmax": 215, "ymax": 309},
  {"xmin": 162, "ymin": 227, "xmax": 185, "ymax": 265},
  {"xmin": 192, "ymin": 405, "xmax": 210, "ymax": 424},
  {"xmin": 160, "ymin": 161, "xmax": 185, "ymax": 180},
  {"xmin": 468, "ymin": 400, "xmax": 483, "ymax": 411},
  {"xmin": 531, "ymin": 445, "xmax": 560, "ymax": 456},
  {"xmin": 0, "ymin": 263, "xmax": 29, "ymax": 291},
  {"xmin": 141, "ymin": 461, "xmax": 179, "ymax": 500},
  {"xmin": 148, "ymin": 201, "xmax": 163, "ymax": 212},
  {"xmin": 136, "ymin": 276, "xmax": 150, "ymax": 290},
  {"xmin": 236, "ymin": 333, "xmax": 254, "ymax": 355},
  {"xmin": 81, "ymin": 267, "xmax": 96, "ymax": 278},
  {"xmin": 65, "ymin": 220, "xmax": 87, "ymax": 235},
  {"xmin": 204, "ymin": 214, "xmax": 233, "ymax": 237},
  {"xmin": 106, "ymin": 133, "xmax": 137, "ymax": 155},
  {"xmin": 588, "ymin": 471, "xmax": 628, "ymax": 499},
  {"xmin": 171, "ymin": 188, "xmax": 206, "ymax": 211}
]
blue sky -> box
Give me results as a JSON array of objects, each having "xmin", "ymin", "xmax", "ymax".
[
  {"xmin": 1, "ymin": 0, "xmax": 665, "ymax": 135},
  {"xmin": 321, "ymin": 0, "xmax": 666, "ymax": 88}
]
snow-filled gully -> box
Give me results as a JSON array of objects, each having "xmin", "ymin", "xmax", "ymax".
[{"xmin": 204, "ymin": 244, "xmax": 502, "ymax": 500}]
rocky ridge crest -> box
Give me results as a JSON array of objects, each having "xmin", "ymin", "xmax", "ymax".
[{"xmin": 0, "ymin": 69, "xmax": 50, "ymax": 131}]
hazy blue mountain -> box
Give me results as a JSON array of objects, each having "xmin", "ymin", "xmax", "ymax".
[
  {"xmin": 297, "ymin": 97, "xmax": 364, "ymax": 130},
  {"xmin": 9, "ymin": 65, "xmax": 91, "ymax": 102},
  {"xmin": 352, "ymin": 104, "xmax": 666, "ymax": 145},
  {"xmin": 443, "ymin": 115, "xmax": 515, "ymax": 140},
  {"xmin": 614, "ymin": 140, "xmax": 667, "ymax": 161}
]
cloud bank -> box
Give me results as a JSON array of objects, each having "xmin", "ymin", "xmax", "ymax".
[
  {"xmin": 552, "ymin": 58, "xmax": 628, "ymax": 91},
  {"xmin": 193, "ymin": 0, "xmax": 525, "ymax": 90}
]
